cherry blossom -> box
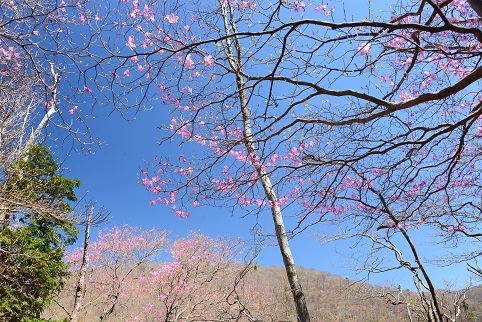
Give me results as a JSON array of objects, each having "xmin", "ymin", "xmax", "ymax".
[
  {"xmin": 184, "ymin": 54, "xmax": 195, "ymax": 69},
  {"xmin": 164, "ymin": 13, "xmax": 179, "ymax": 24},
  {"xmin": 127, "ymin": 36, "xmax": 136, "ymax": 49},
  {"xmin": 203, "ymin": 55, "xmax": 215, "ymax": 67},
  {"xmin": 358, "ymin": 42, "xmax": 371, "ymax": 56}
]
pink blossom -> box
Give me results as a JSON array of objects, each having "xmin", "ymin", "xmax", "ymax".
[
  {"xmin": 203, "ymin": 55, "xmax": 215, "ymax": 67},
  {"xmin": 164, "ymin": 13, "xmax": 179, "ymax": 24},
  {"xmin": 477, "ymin": 126, "xmax": 482, "ymax": 136},
  {"xmin": 358, "ymin": 42, "xmax": 371, "ymax": 56},
  {"xmin": 127, "ymin": 36, "xmax": 136, "ymax": 50},
  {"xmin": 142, "ymin": 177, "xmax": 153, "ymax": 187},
  {"xmin": 8, "ymin": 0, "xmax": 17, "ymax": 10},
  {"xmin": 399, "ymin": 92, "xmax": 410, "ymax": 101},
  {"xmin": 78, "ymin": 13, "xmax": 86, "ymax": 23},
  {"xmin": 68, "ymin": 105, "xmax": 78, "ymax": 115},
  {"xmin": 175, "ymin": 210, "xmax": 190, "ymax": 218},
  {"xmin": 123, "ymin": 69, "xmax": 130, "ymax": 77},
  {"xmin": 169, "ymin": 191, "xmax": 178, "ymax": 203},
  {"xmin": 181, "ymin": 86, "xmax": 193, "ymax": 94},
  {"xmin": 315, "ymin": 4, "xmax": 327, "ymax": 12},
  {"xmin": 142, "ymin": 4, "xmax": 151, "ymax": 17},
  {"xmin": 131, "ymin": 56, "xmax": 138, "ymax": 63},
  {"xmin": 184, "ymin": 54, "xmax": 195, "ymax": 69}
]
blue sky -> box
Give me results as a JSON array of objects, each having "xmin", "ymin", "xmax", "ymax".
[{"xmin": 44, "ymin": 0, "xmax": 481, "ymax": 293}]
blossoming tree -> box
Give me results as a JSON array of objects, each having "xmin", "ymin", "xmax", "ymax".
[
  {"xmin": 65, "ymin": 225, "xmax": 169, "ymax": 321},
  {"xmin": 62, "ymin": 228, "xmax": 270, "ymax": 321},
  {"xmin": 0, "ymin": 0, "xmax": 113, "ymax": 156},
  {"xmin": 78, "ymin": 0, "xmax": 482, "ymax": 320},
  {"xmin": 129, "ymin": 232, "xmax": 248, "ymax": 321}
]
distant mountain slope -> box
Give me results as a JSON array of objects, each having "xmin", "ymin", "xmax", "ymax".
[{"xmin": 45, "ymin": 264, "xmax": 481, "ymax": 321}]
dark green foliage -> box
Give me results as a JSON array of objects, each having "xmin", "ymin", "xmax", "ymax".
[
  {"xmin": 0, "ymin": 221, "xmax": 76, "ymax": 321},
  {"xmin": 0, "ymin": 145, "xmax": 80, "ymax": 321},
  {"xmin": 6, "ymin": 145, "xmax": 81, "ymax": 214}
]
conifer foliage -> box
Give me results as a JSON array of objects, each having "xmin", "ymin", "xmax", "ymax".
[{"xmin": 0, "ymin": 145, "xmax": 80, "ymax": 321}]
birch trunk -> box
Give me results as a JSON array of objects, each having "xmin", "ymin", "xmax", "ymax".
[{"xmin": 219, "ymin": 2, "xmax": 311, "ymax": 320}]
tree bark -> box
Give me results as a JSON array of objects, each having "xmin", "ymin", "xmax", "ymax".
[
  {"xmin": 219, "ymin": 2, "xmax": 310, "ymax": 320},
  {"xmin": 70, "ymin": 207, "xmax": 92, "ymax": 322},
  {"xmin": 25, "ymin": 63, "xmax": 59, "ymax": 148}
]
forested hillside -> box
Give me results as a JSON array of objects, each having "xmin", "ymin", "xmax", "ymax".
[{"xmin": 45, "ymin": 264, "xmax": 481, "ymax": 322}]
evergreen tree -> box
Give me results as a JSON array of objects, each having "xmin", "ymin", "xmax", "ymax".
[{"xmin": 0, "ymin": 145, "xmax": 80, "ymax": 321}]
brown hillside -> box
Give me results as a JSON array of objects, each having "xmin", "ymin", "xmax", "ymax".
[{"xmin": 44, "ymin": 264, "xmax": 481, "ymax": 321}]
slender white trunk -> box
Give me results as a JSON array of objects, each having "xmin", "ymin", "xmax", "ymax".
[
  {"xmin": 219, "ymin": 2, "xmax": 310, "ymax": 320},
  {"xmin": 26, "ymin": 64, "xmax": 59, "ymax": 148}
]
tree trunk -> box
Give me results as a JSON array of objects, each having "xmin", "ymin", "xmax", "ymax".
[
  {"xmin": 219, "ymin": 2, "xmax": 311, "ymax": 320},
  {"xmin": 70, "ymin": 207, "xmax": 92, "ymax": 322}
]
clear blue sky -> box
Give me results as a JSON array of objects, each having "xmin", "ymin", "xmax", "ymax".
[{"xmin": 48, "ymin": 0, "xmax": 478, "ymax": 292}]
